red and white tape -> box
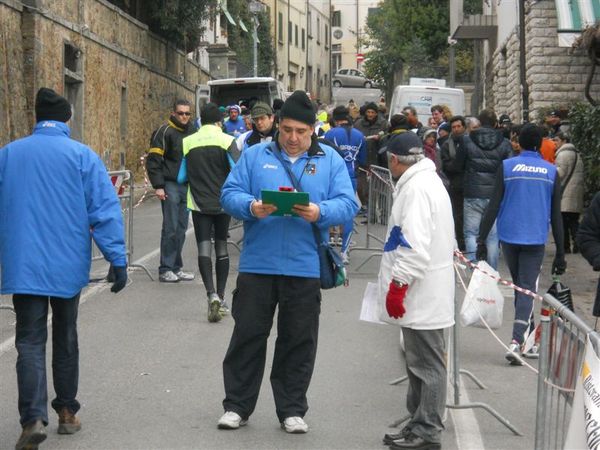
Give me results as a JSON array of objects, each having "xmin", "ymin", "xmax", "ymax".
[{"xmin": 454, "ymin": 250, "xmax": 544, "ymax": 302}]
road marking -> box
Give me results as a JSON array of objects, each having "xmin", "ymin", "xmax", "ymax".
[
  {"xmin": 449, "ymin": 376, "xmax": 486, "ymax": 449},
  {"xmin": 0, "ymin": 228, "xmax": 195, "ymax": 357}
]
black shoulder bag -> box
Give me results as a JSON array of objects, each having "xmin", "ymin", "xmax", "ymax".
[{"xmin": 270, "ymin": 143, "xmax": 347, "ymax": 289}]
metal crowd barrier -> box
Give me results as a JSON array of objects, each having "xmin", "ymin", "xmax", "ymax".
[
  {"xmin": 353, "ymin": 165, "xmax": 394, "ymax": 271},
  {"xmin": 91, "ymin": 170, "xmax": 153, "ymax": 280},
  {"xmin": 534, "ymin": 293, "xmax": 600, "ymax": 449},
  {"xmin": 227, "ymin": 217, "xmax": 244, "ymax": 252}
]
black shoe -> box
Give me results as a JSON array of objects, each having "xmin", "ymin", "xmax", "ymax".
[
  {"xmin": 383, "ymin": 427, "xmax": 411, "ymax": 445},
  {"xmin": 389, "ymin": 433, "xmax": 441, "ymax": 450}
]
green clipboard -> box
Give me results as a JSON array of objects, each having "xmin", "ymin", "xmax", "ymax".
[{"xmin": 261, "ymin": 189, "xmax": 309, "ymax": 217}]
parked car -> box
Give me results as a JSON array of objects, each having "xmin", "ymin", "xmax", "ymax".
[{"xmin": 332, "ymin": 69, "xmax": 374, "ymax": 88}]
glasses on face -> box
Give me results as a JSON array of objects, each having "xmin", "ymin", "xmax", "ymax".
[{"xmin": 176, "ymin": 111, "xmax": 191, "ymax": 116}]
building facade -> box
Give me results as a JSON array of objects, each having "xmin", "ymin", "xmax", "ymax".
[
  {"xmin": 451, "ymin": 0, "xmax": 600, "ymax": 122},
  {"xmin": 330, "ymin": 0, "xmax": 379, "ymax": 74},
  {"xmin": 264, "ymin": 0, "xmax": 332, "ymax": 102}
]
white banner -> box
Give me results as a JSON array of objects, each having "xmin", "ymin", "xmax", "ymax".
[{"xmin": 565, "ymin": 335, "xmax": 600, "ymax": 450}]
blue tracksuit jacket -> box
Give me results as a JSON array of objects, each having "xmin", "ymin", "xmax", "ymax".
[
  {"xmin": 221, "ymin": 139, "xmax": 358, "ymax": 278},
  {"xmin": 0, "ymin": 121, "xmax": 127, "ymax": 298}
]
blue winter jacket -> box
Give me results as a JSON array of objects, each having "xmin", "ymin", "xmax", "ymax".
[
  {"xmin": 0, "ymin": 121, "xmax": 127, "ymax": 298},
  {"xmin": 221, "ymin": 139, "xmax": 358, "ymax": 278},
  {"xmin": 324, "ymin": 125, "xmax": 367, "ymax": 181}
]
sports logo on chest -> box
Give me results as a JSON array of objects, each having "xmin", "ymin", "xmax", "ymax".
[{"xmin": 305, "ymin": 163, "xmax": 317, "ymax": 175}]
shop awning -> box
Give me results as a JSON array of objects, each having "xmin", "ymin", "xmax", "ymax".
[{"xmin": 556, "ymin": 0, "xmax": 600, "ymax": 46}]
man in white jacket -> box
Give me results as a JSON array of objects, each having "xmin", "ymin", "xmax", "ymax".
[{"xmin": 377, "ymin": 132, "xmax": 455, "ymax": 450}]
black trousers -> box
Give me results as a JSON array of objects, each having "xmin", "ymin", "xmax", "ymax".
[
  {"xmin": 562, "ymin": 212, "xmax": 580, "ymax": 251},
  {"xmin": 222, "ymin": 273, "xmax": 321, "ymax": 421}
]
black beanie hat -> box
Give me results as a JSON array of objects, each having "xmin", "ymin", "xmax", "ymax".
[
  {"xmin": 364, "ymin": 102, "xmax": 379, "ymax": 113},
  {"xmin": 201, "ymin": 102, "xmax": 222, "ymax": 124},
  {"xmin": 332, "ymin": 105, "xmax": 350, "ymax": 122},
  {"xmin": 518, "ymin": 123, "xmax": 542, "ymax": 151},
  {"xmin": 280, "ymin": 91, "xmax": 316, "ymax": 125},
  {"xmin": 35, "ymin": 87, "xmax": 72, "ymax": 123}
]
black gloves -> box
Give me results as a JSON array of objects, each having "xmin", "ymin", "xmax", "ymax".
[
  {"xmin": 110, "ymin": 265, "xmax": 128, "ymax": 293},
  {"xmin": 552, "ymin": 254, "xmax": 567, "ymax": 275},
  {"xmin": 476, "ymin": 242, "xmax": 487, "ymax": 262}
]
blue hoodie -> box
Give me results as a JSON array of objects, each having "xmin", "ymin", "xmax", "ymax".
[
  {"xmin": 221, "ymin": 139, "xmax": 358, "ymax": 278},
  {"xmin": 0, "ymin": 121, "xmax": 127, "ymax": 298}
]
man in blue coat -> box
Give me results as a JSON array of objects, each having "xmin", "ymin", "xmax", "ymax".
[
  {"xmin": 324, "ymin": 105, "xmax": 366, "ymax": 261},
  {"xmin": 217, "ymin": 91, "xmax": 358, "ymax": 434},
  {"xmin": 0, "ymin": 88, "xmax": 128, "ymax": 449}
]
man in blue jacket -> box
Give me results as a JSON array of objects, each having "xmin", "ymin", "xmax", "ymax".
[
  {"xmin": 324, "ymin": 105, "xmax": 367, "ymax": 261},
  {"xmin": 217, "ymin": 91, "xmax": 358, "ymax": 434},
  {"xmin": 0, "ymin": 88, "xmax": 128, "ymax": 449},
  {"xmin": 477, "ymin": 124, "xmax": 565, "ymax": 365}
]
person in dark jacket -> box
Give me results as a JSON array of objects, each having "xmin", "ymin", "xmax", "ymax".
[
  {"xmin": 377, "ymin": 114, "xmax": 411, "ymax": 168},
  {"xmin": 1, "ymin": 88, "xmax": 128, "ymax": 450},
  {"xmin": 147, "ymin": 99, "xmax": 196, "ymax": 283},
  {"xmin": 577, "ymin": 192, "xmax": 600, "ymax": 317},
  {"xmin": 354, "ymin": 102, "xmax": 388, "ymax": 211},
  {"xmin": 477, "ymin": 124, "xmax": 565, "ymax": 364},
  {"xmin": 179, "ymin": 103, "xmax": 240, "ymax": 322},
  {"xmin": 455, "ymin": 108, "xmax": 512, "ymax": 269},
  {"xmin": 441, "ymin": 116, "xmax": 467, "ymax": 251}
]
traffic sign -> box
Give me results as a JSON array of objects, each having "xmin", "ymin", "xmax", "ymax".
[{"xmin": 356, "ymin": 53, "xmax": 364, "ymax": 62}]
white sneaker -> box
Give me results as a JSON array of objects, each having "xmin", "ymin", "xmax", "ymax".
[
  {"xmin": 175, "ymin": 270, "xmax": 195, "ymax": 281},
  {"xmin": 505, "ymin": 341, "xmax": 523, "ymax": 366},
  {"xmin": 217, "ymin": 411, "xmax": 247, "ymax": 429},
  {"xmin": 522, "ymin": 344, "xmax": 539, "ymax": 359},
  {"xmin": 208, "ymin": 293, "xmax": 222, "ymax": 323},
  {"xmin": 281, "ymin": 416, "xmax": 308, "ymax": 434},
  {"xmin": 159, "ymin": 270, "xmax": 179, "ymax": 283}
]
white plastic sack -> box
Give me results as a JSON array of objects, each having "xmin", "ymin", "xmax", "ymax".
[{"xmin": 460, "ymin": 261, "xmax": 504, "ymax": 329}]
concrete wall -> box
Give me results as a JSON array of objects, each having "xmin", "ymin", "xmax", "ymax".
[
  {"xmin": 486, "ymin": 0, "xmax": 600, "ymax": 122},
  {"xmin": 0, "ymin": 0, "xmax": 210, "ymax": 173}
]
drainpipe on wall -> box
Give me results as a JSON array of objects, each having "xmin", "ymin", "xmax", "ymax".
[
  {"xmin": 274, "ymin": 0, "xmax": 278, "ymax": 78},
  {"xmin": 519, "ymin": 0, "xmax": 529, "ymax": 122},
  {"xmin": 287, "ymin": 0, "xmax": 290, "ymax": 88},
  {"xmin": 306, "ymin": 0, "xmax": 309, "ymax": 92}
]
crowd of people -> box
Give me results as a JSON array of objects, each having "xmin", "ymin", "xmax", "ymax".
[{"xmin": 1, "ymin": 85, "xmax": 597, "ymax": 450}]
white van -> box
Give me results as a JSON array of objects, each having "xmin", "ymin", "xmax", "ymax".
[
  {"xmin": 389, "ymin": 85, "xmax": 465, "ymax": 120},
  {"xmin": 196, "ymin": 77, "xmax": 285, "ymax": 116}
]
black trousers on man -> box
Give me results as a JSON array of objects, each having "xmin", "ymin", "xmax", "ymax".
[{"xmin": 222, "ymin": 273, "xmax": 321, "ymax": 422}]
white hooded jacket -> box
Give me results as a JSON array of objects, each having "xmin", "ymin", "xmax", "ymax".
[{"xmin": 377, "ymin": 157, "xmax": 455, "ymax": 329}]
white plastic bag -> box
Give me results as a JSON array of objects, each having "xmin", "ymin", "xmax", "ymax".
[{"xmin": 460, "ymin": 261, "xmax": 504, "ymax": 329}]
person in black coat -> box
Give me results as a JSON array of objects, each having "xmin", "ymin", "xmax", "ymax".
[{"xmin": 576, "ymin": 192, "xmax": 600, "ymax": 316}]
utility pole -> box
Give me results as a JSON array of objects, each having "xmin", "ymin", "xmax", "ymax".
[{"xmin": 249, "ymin": 1, "xmax": 266, "ymax": 77}]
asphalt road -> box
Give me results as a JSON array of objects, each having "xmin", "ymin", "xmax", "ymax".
[{"xmin": 0, "ymin": 195, "xmax": 596, "ymax": 449}]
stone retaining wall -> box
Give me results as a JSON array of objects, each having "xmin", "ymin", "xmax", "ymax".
[
  {"xmin": 0, "ymin": 0, "xmax": 210, "ymax": 173},
  {"xmin": 487, "ymin": 0, "xmax": 600, "ymax": 122}
]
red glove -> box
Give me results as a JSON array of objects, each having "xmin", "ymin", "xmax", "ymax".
[{"xmin": 386, "ymin": 281, "xmax": 409, "ymax": 319}]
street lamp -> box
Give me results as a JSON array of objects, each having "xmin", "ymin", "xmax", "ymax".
[{"xmin": 249, "ymin": 0, "xmax": 266, "ymax": 77}]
